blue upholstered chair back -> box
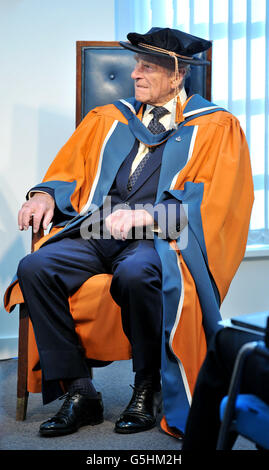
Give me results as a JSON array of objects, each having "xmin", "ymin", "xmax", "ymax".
[{"xmin": 76, "ymin": 41, "xmax": 212, "ymax": 126}]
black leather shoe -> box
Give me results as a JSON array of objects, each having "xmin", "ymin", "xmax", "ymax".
[
  {"xmin": 114, "ymin": 384, "xmax": 162, "ymax": 434},
  {"xmin": 39, "ymin": 392, "xmax": 104, "ymax": 437}
]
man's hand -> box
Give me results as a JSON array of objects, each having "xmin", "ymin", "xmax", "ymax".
[
  {"xmin": 105, "ymin": 209, "xmax": 154, "ymax": 240},
  {"xmin": 18, "ymin": 193, "xmax": 55, "ymax": 233}
]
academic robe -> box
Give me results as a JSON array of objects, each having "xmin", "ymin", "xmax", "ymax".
[{"xmin": 4, "ymin": 94, "xmax": 254, "ymax": 437}]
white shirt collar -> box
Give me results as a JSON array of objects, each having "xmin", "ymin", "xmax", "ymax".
[
  {"xmin": 143, "ymin": 87, "xmax": 187, "ymax": 130},
  {"xmin": 144, "ymin": 87, "xmax": 187, "ymax": 117}
]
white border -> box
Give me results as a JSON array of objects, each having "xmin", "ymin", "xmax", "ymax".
[
  {"xmin": 183, "ymin": 105, "xmax": 221, "ymax": 118},
  {"xmin": 169, "ymin": 125, "xmax": 199, "ymax": 189},
  {"xmin": 119, "ymin": 99, "xmax": 136, "ymax": 114},
  {"xmin": 169, "ymin": 246, "xmax": 192, "ymax": 405}
]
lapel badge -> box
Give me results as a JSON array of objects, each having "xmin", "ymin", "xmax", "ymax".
[{"xmin": 175, "ymin": 136, "xmax": 182, "ymax": 142}]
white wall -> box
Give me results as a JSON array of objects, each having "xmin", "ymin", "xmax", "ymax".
[
  {"xmin": 221, "ymin": 257, "xmax": 269, "ymax": 320},
  {"xmin": 0, "ymin": 0, "xmax": 115, "ymax": 359}
]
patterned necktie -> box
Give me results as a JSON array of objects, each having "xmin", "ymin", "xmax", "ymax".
[
  {"xmin": 127, "ymin": 106, "xmax": 169, "ymax": 191},
  {"xmin": 148, "ymin": 106, "xmax": 170, "ymax": 134}
]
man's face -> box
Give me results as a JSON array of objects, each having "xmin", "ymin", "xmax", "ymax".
[{"xmin": 131, "ymin": 56, "xmax": 182, "ymax": 106}]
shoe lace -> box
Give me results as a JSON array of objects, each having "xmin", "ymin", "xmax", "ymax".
[
  {"xmin": 128, "ymin": 384, "xmax": 152, "ymax": 410},
  {"xmin": 53, "ymin": 392, "xmax": 75, "ymax": 420},
  {"xmin": 59, "ymin": 392, "xmax": 70, "ymax": 400}
]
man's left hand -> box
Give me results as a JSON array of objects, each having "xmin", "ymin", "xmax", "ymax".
[{"xmin": 105, "ymin": 209, "xmax": 154, "ymax": 240}]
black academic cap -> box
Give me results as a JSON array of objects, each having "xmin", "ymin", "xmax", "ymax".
[{"xmin": 120, "ymin": 27, "xmax": 211, "ymax": 65}]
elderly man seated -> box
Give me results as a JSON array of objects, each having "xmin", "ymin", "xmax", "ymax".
[{"xmin": 6, "ymin": 26, "xmax": 253, "ymax": 438}]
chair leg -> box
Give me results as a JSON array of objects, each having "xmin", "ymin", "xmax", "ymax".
[{"xmin": 16, "ymin": 304, "xmax": 29, "ymax": 421}]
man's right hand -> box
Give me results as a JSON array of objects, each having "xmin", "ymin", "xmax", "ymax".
[{"xmin": 18, "ymin": 192, "xmax": 55, "ymax": 233}]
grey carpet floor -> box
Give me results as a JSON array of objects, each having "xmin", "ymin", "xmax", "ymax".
[{"xmin": 0, "ymin": 358, "xmax": 256, "ymax": 452}]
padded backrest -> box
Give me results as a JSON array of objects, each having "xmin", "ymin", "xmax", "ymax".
[{"xmin": 76, "ymin": 41, "xmax": 212, "ymax": 126}]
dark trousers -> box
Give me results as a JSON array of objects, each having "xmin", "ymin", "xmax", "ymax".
[
  {"xmin": 17, "ymin": 236, "xmax": 162, "ymax": 403},
  {"xmin": 182, "ymin": 327, "xmax": 269, "ymax": 449}
]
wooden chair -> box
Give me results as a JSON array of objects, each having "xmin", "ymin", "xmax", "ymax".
[{"xmin": 15, "ymin": 41, "xmax": 212, "ymax": 420}]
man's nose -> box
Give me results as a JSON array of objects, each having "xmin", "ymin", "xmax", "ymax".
[{"xmin": 131, "ymin": 64, "xmax": 142, "ymax": 79}]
